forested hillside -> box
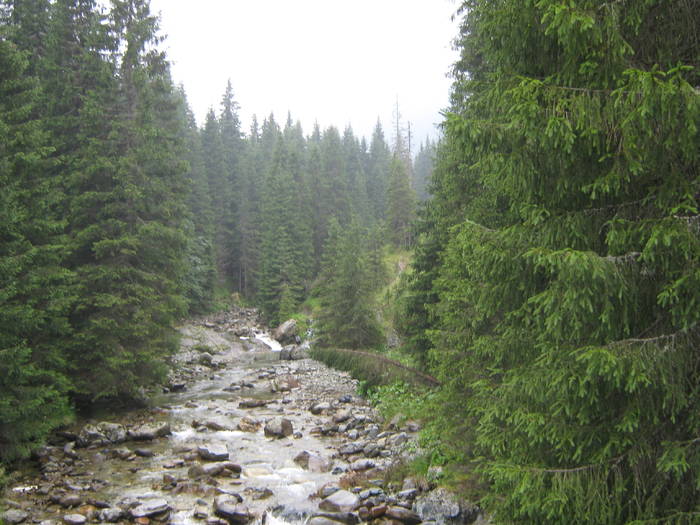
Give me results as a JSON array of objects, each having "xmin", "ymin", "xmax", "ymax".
[
  {"xmin": 0, "ymin": 0, "xmax": 420, "ymax": 469},
  {"xmin": 394, "ymin": 0, "xmax": 700, "ymax": 523}
]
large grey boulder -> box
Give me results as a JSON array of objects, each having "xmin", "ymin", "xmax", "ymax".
[
  {"xmin": 294, "ymin": 450, "xmax": 332, "ymax": 472},
  {"xmin": 77, "ymin": 422, "xmax": 126, "ymax": 446},
  {"xmin": 264, "ymin": 418, "xmax": 293, "ymax": 439},
  {"xmin": 273, "ymin": 319, "xmax": 298, "ymax": 345},
  {"xmin": 414, "ymin": 488, "xmax": 484, "ymax": 525},
  {"xmin": 2, "ymin": 510, "xmax": 29, "ymax": 525},
  {"xmin": 213, "ymin": 497, "xmax": 251, "ymax": 525},
  {"xmin": 197, "ymin": 443, "xmax": 230, "ymax": 461},
  {"xmin": 318, "ymin": 490, "xmax": 360, "ymax": 512}
]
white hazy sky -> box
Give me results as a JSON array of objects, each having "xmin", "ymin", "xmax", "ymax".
[{"xmin": 148, "ymin": 0, "xmax": 460, "ymax": 144}]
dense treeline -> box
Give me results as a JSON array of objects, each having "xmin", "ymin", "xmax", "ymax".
[
  {"xmin": 396, "ymin": 0, "xmax": 700, "ymax": 523},
  {"xmin": 0, "ymin": 0, "xmax": 422, "ymax": 468}
]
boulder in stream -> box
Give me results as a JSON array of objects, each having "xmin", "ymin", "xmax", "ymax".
[
  {"xmin": 128, "ymin": 422, "xmax": 171, "ymax": 441},
  {"xmin": 263, "ymin": 418, "xmax": 293, "ymax": 439},
  {"xmin": 294, "ymin": 450, "xmax": 332, "ymax": 472},
  {"xmin": 237, "ymin": 416, "xmax": 261, "ymax": 432},
  {"xmin": 273, "ymin": 319, "xmax": 298, "ymax": 345},
  {"xmin": 129, "ymin": 499, "xmax": 171, "ymax": 519},
  {"xmin": 318, "ymin": 490, "xmax": 360, "ymax": 512},
  {"xmin": 197, "ymin": 443, "xmax": 230, "ymax": 461},
  {"xmin": 213, "ymin": 497, "xmax": 252, "ymax": 525},
  {"xmin": 77, "ymin": 422, "xmax": 126, "ymax": 447}
]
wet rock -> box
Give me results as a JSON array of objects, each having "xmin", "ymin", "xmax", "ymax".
[
  {"xmin": 363, "ymin": 443, "xmax": 381, "ymax": 458},
  {"xmin": 263, "ymin": 418, "xmax": 293, "ymax": 439},
  {"xmin": 2, "ymin": 510, "xmax": 29, "ymax": 524},
  {"xmin": 77, "ymin": 422, "xmax": 126, "ymax": 447},
  {"xmin": 111, "ymin": 447, "xmax": 133, "ymax": 460},
  {"xmin": 238, "ymin": 399, "xmax": 267, "ymax": 409},
  {"xmin": 370, "ymin": 506, "xmax": 388, "ymax": 519},
  {"xmin": 197, "ymin": 444, "xmax": 230, "ymax": 461},
  {"xmin": 193, "ymin": 504, "xmax": 209, "ymax": 520},
  {"xmin": 310, "ymin": 402, "xmax": 331, "ymax": 415},
  {"xmin": 350, "ymin": 459, "xmax": 376, "ymax": 471},
  {"xmin": 189, "ymin": 462, "xmax": 242, "ymax": 479},
  {"xmin": 320, "ymin": 485, "xmax": 341, "ymax": 498},
  {"xmin": 63, "ymin": 442, "xmax": 79, "ymax": 459},
  {"xmin": 319, "ymin": 490, "xmax": 360, "ymax": 512},
  {"xmin": 333, "ymin": 410, "xmax": 351, "ymax": 423},
  {"xmin": 273, "ymin": 319, "xmax": 298, "ymax": 345},
  {"xmin": 308, "ymin": 518, "xmax": 345, "ymax": 525},
  {"xmin": 62, "ymin": 514, "xmax": 86, "ymax": 525},
  {"xmin": 339, "ymin": 443, "xmax": 363, "ymax": 456},
  {"xmin": 237, "ymin": 417, "xmax": 261, "ymax": 432},
  {"xmin": 129, "ymin": 422, "xmax": 171, "ymax": 441},
  {"xmin": 293, "ymin": 450, "xmax": 332, "ymax": 472},
  {"xmin": 213, "ymin": 497, "xmax": 251, "ymax": 525},
  {"xmin": 414, "ymin": 488, "xmax": 483, "ymax": 525},
  {"xmin": 98, "ymin": 508, "xmax": 124, "ymax": 523},
  {"xmin": 398, "ymin": 489, "xmax": 418, "ymax": 500},
  {"xmin": 385, "ymin": 507, "xmax": 421, "ymax": 525},
  {"xmin": 311, "ymin": 512, "xmax": 360, "ymax": 525},
  {"xmin": 134, "ymin": 448, "xmax": 154, "ymax": 457},
  {"xmin": 59, "ymin": 494, "xmax": 83, "ymax": 508},
  {"xmin": 244, "ymin": 487, "xmax": 273, "ymax": 500},
  {"xmin": 130, "ymin": 499, "xmax": 171, "ymax": 519}
]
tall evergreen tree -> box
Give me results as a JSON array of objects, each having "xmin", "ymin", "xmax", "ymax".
[
  {"xmin": 177, "ymin": 87, "xmax": 215, "ymax": 314},
  {"xmin": 0, "ymin": 37, "xmax": 72, "ymax": 462},
  {"xmin": 367, "ymin": 120, "xmax": 391, "ymax": 221},
  {"xmin": 63, "ymin": 0, "xmax": 188, "ymax": 400},
  {"xmin": 218, "ymin": 80, "xmax": 243, "ymax": 286},
  {"xmin": 417, "ymin": 1, "xmax": 700, "ymax": 522},
  {"xmin": 315, "ymin": 218, "xmax": 383, "ymax": 349},
  {"xmin": 386, "ymin": 155, "xmax": 416, "ymax": 249}
]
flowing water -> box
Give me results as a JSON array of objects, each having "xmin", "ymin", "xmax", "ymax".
[{"xmin": 6, "ymin": 323, "xmax": 369, "ymax": 525}]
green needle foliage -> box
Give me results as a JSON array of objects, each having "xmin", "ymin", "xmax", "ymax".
[
  {"xmin": 0, "ymin": 37, "xmax": 72, "ymax": 463},
  {"xmin": 400, "ymin": 0, "xmax": 700, "ymax": 522}
]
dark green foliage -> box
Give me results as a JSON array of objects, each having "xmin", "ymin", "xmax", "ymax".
[
  {"xmin": 412, "ymin": 139, "xmax": 435, "ymax": 201},
  {"xmin": 177, "ymin": 88, "xmax": 216, "ymax": 314},
  {"xmin": 315, "ymin": 219, "xmax": 383, "ymax": 349},
  {"xmin": 62, "ymin": 0, "xmax": 188, "ymax": 400},
  {"xmin": 0, "ymin": 38, "xmax": 72, "ymax": 462},
  {"xmin": 401, "ymin": 0, "xmax": 700, "ymax": 522},
  {"xmin": 386, "ymin": 155, "xmax": 416, "ymax": 249}
]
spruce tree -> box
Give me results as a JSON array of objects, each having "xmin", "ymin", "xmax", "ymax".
[
  {"xmin": 367, "ymin": 120, "xmax": 391, "ymax": 221},
  {"xmin": 63, "ymin": 0, "xmax": 188, "ymax": 400},
  {"xmin": 218, "ymin": 80, "xmax": 243, "ymax": 286},
  {"xmin": 0, "ymin": 38, "xmax": 72, "ymax": 461},
  {"xmin": 386, "ymin": 155, "xmax": 416, "ymax": 249},
  {"xmin": 316, "ymin": 218, "xmax": 383, "ymax": 349},
  {"xmin": 421, "ymin": 1, "xmax": 700, "ymax": 522}
]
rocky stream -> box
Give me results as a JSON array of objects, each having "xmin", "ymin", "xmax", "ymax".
[{"xmin": 2, "ymin": 308, "xmax": 485, "ymax": 525}]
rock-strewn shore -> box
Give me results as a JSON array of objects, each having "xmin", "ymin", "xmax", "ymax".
[{"xmin": 2, "ymin": 308, "xmax": 485, "ymax": 525}]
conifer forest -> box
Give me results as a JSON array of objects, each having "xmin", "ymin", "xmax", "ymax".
[{"xmin": 1, "ymin": 1, "xmax": 700, "ymax": 524}]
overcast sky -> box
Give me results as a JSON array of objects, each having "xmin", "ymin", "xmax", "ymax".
[{"xmin": 148, "ymin": 0, "xmax": 460, "ymax": 145}]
